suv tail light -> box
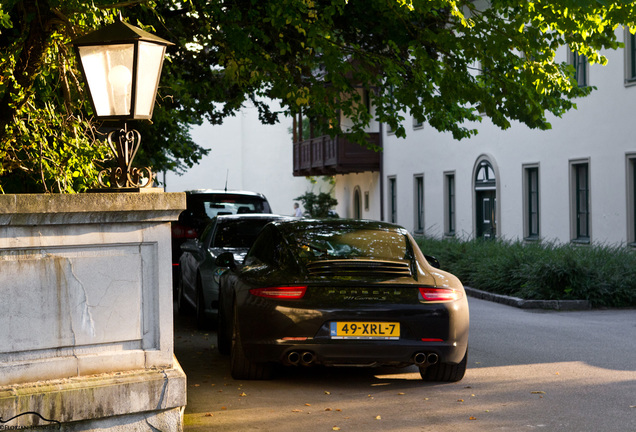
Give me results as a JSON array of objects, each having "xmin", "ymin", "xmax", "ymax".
[
  {"xmin": 250, "ymin": 286, "xmax": 307, "ymax": 299},
  {"xmin": 418, "ymin": 287, "xmax": 462, "ymax": 302},
  {"xmin": 171, "ymin": 223, "xmax": 198, "ymax": 239}
]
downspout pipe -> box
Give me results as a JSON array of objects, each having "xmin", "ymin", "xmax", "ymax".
[{"xmin": 379, "ymin": 122, "xmax": 384, "ymax": 221}]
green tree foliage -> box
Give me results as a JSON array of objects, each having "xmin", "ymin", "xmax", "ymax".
[
  {"xmin": 1, "ymin": 0, "xmax": 635, "ymax": 192},
  {"xmin": 295, "ymin": 190, "xmax": 338, "ymax": 218}
]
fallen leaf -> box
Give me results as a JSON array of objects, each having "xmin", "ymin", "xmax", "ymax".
[
  {"xmin": 325, "ymin": 408, "xmax": 332, "ymax": 411},
  {"xmin": 530, "ymin": 391, "xmax": 546, "ymax": 394},
  {"xmin": 630, "ymin": 406, "xmax": 636, "ymax": 409},
  {"xmin": 205, "ymin": 413, "xmax": 213, "ymax": 417},
  {"xmin": 292, "ymin": 409, "xmax": 303, "ymax": 413},
  {"xmin": 469, "ymin": 416, "xmax": 477, "ymax": 420},
  {"xmin": 457, "ymin": 399, "xmax": 464, "ymax": 402},
  {"xmin": 332, "ymin": 427, "xmax": 340, "ymax": 431},
  {"xmin": 240, "ymin": 392, "xmax": 247, "ymax": 397},
  {"xmin": 325, "ymin": 391, "xmax": 331, "ymax": 395},
  {"xmin": 221, "ymin": 407, "xmax": 227, "ymax": 410},
  {"xmin": 336, "ymin": 409, "xmax": 342, "ymax": 412},
  {"xmin": 305, "ymin": 403, "xmax": 311, "ymax": 406},
  {"xmin": 375, "ymin": 415, "xmax": 382, "ymax": 420},
  {"xmin": 397, "ymin": 392, "xmax": 405, "ymax": 395}
]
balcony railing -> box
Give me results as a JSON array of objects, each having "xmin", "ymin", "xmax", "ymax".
[{"xmin": 293, "ymin": 133, "xmax": 381, "ymax": 177}]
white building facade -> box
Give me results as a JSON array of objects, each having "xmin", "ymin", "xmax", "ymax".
[
  {"xmin": 334, "ymin": 30, "xmax": 636, "ymax": 247},
  {"xmin": 169, "ymin": 31, "xmax": 636, "ymax": 247},
  {"xmin": 164, "ymin": 101, "xmax": 330, "ymax": 217}
]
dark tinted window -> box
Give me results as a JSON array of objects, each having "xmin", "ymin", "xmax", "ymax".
[
  {"xmin": 211, "ymin": 219, "xmax": 276, "ymax": 248},
  {"xmin": 243, "ymin": 225, "xmax": 290, "ymax": 268}
]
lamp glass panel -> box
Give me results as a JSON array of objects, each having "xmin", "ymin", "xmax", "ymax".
[
  {"xmin": 134, "ymin": 41, "xmax": 166, "ymax": 117},
  {"xmin": 78, "ymin": 44, "xmax": 134, "ymax": 116}
]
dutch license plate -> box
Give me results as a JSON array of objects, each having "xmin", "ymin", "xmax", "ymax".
[{"xmin": 330, "ymin": 322, "xmax": 400, "ymax": 340}]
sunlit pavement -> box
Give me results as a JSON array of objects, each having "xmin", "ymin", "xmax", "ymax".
[{"xmin": 175, "ymin": 298, "xmax": 636, "ymax": 432}]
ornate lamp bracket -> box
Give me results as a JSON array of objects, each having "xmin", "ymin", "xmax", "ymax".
[{"xmin": 98, "ymin": 124, "xmax": 153, "ymax": 188}]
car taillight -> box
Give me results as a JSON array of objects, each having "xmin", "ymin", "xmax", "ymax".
[
  {"xmin": 171, "ymin": 223, "xmax": 198, "ymax": 239},
  {"xmin": 418, "ymin": 287, "xmax": 462, "ymax": 302},
  {"xmin": 250, "ymin": 286, "xmax": 307, "ymax": 299}
]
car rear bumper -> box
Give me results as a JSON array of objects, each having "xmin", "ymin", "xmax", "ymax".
[
  {"xmin": 242, "ymin": 339, "xmax": 467, "ymax": 367},
  {"xmin": 236, "ymin": 297, "xmax": 469, "ymax": 367}
]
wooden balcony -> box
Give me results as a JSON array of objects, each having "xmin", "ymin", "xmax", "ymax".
[{"xmin": 293, "ymin": 133, "xmax": 381, "ymax": 177}]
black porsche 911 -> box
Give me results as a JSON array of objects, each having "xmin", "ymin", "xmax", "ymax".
[{"xmin": 216, "ymin": 219, "xmax": 469, "ymax": 382}]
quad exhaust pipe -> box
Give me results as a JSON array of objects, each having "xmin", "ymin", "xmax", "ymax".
[
  {"xmin": 301, "ymin": 351, "xmax": 315, "ymax": 366},
  {"xmin": 286, "ymin": 351, "xmax": 316, "ymax": 366},
  {"xmin": 413, "ymin": 352, "xmax": 439, "ymax": 366},
  {"xmin": 287, "ymin": 351, "xmax": 300, "ymax": 366}
]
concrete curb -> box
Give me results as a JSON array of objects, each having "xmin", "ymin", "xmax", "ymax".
[{"xmin": 464, "ymin": 286, "xmax": 592, "ymax": 311}]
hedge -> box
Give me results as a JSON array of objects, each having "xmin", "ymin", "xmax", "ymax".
[{"xmin": 415, "ymin": 237, "xmax": 636, "ymax": 308}]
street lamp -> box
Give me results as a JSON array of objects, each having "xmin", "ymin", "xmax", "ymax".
[{"xmin": 73, "ymin": 16, "xmax": 172, "ymax": 189}]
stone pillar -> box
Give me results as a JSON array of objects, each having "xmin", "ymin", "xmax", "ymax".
[{"xmin": 0, "ymin": 192, "xmax": 187, "ymax": 431}]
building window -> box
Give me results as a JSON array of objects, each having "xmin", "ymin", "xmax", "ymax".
[
  {"xmin": 571, "ymin": 161, "xmax": 590, "ymax": 243},
  {"xmin": 386, "ymin": 85, "xmax": 396, "ymax": 135},
  {"xmin": 569, "ymin": 49, "xmax": 588, "ymax": 87},
  {"xmin": 523, "ymin": 165, "xmax": 540, "ymax": 240},
  {"xmin": 364, "ymin": 191, "xmax": 369, "ymax": 211},
  {"xmin": 633, "ymin": 158, "xmax": 636, "ymax": 244},
  {"xmin": 628, "ymin": 155, "xmax": 636, "ymax": 246},
  {"xmin": 444, "ymin": 172, "xmax": 456, "ymax": 236},
  {"xmin": 625, "ymin": 30, "xmax": 636, "ymax": 84},
  {"xmin": 363, "ymin": 89, "xmax": 371, "ymax": 112},
  {"xmin": 388, "ymin": 176, "xmax": 397, "ymax": 223},
  {"xmin": 414, "ymin": 175, "xmax": 424, "ymax": 233}
]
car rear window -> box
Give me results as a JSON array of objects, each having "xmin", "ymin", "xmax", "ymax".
[
  {"xmin": 290, "ymin": 227, "xmax": 410, "ymax": 263},
  {"xmin": 188, "ymin": 194, "xmax": 272, "ymax": 219}
]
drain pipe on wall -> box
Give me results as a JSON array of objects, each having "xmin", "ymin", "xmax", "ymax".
[{"xmin": 379, "ymin": 122, "xmax": 385, "ymax": 222}]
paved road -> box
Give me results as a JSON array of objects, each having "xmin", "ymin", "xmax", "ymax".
[{"xmin": 175, "ymin": 297, "xmax": 636, "ymax": 432}]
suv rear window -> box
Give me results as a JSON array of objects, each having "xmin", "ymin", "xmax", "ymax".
[{"xmin": 188, "ymin": 193, "xmax": 272, "ymax": 218}]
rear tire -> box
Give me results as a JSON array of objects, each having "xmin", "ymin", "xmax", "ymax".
[
  {"xmin": 420, "ymin": 350, "xmax": 468, "ymax": 382},
  {"xmin": 217, "ymin": 293, "xmax": 231, "ymax": 355},
  {"xmin": 176, "ymin": 277, "xmax": 192, "ymax": 316},
  {"xmin": 195, "ymin": 279, "xmax": 211, "ymax": 330},
  {"xmin": 230, "ymin": 304, "xmax": 273, "ymax": 380}
]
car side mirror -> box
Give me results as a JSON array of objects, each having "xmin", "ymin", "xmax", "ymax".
[
  {"xmin": 424, "ymin": 255, "xmax": 441, "ymax": 269},
  {"xmin": 216, "ymin": 251, "xmax": 237, "ymax": 270},
  {"xmin": 180, "ymin": 239, "xmax": 200, "ymax": 254}
]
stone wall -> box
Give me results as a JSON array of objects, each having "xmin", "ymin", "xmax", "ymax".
[{"xmin": 0, "ymin": 192, "xmax": 187, "ymax": 431}]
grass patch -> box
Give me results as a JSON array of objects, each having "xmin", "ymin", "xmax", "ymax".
[{"xmin": 415, "ymin": 237, "xmax": 636, "ymax": 308}]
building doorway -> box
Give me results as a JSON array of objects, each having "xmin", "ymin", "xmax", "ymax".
[
  {"xmin": 353, "ymin": 187, "xmax": 362, "ymax": 219},
  {"xmin": 474, "ymin": 159, "xmax": 497, "ymax": 239}
]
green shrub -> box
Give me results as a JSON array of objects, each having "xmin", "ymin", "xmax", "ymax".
[{"xmin": 415, "ymin": 237, "xmax": 636, "ymax": 308}]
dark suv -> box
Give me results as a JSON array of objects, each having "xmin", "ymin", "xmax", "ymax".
[{"xmin": 171, "ymin": 190, "xmax": 272, "ymax": 290}]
